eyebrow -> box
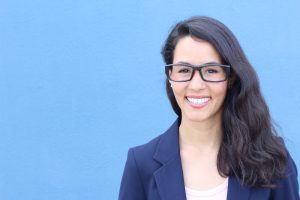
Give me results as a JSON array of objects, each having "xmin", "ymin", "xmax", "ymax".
[{"xmin": 176, "ymin": 61, "xmax": 221, "ymax": 65}]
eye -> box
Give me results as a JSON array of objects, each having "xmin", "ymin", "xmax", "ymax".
[
  {"xmin": 178, "ymin": 68, "xmax": 191, "ymax": 73},
  {"xmin": 203, "ymin": 66, "xmax": 222, "ymax": 74},
  {"xmin": 174, "ymin": 65, "xmax": 192, "ymax": 74},
  {"xmin": 206, "ymin": 68, "xmax": 219, "ymax": 73}
]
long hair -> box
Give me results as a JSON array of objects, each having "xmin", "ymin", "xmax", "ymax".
[{"xmin": 161, "ymin": 16, "xmax": 287, "ymax": 187}]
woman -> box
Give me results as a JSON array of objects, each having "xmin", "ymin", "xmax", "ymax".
[{"xmin": 118, "ymin": 16, "xmax": 299, "ymax": 200}]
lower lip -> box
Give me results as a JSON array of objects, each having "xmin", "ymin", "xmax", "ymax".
[{"xmin": 186, "ymin": 98, "xmax": 210, "ymax": 109}]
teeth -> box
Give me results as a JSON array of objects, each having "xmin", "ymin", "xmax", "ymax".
[{"xmin": 187, "ymin": 97, "xmax": 210, "ymax": 104}]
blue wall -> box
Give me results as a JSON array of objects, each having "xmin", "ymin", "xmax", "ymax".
[{"xmin": 1, "ymin": 0, "xmax": 299, "ymax": 199}]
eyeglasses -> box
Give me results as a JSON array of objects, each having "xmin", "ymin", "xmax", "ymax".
[{"xmin": 165, "ymin": 63, "xmax": 231, "ymax": 82}]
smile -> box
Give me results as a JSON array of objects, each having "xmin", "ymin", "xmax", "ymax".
[{"xmin": 186, "ymin": 97, "xmax": 210, "ymax": 104}]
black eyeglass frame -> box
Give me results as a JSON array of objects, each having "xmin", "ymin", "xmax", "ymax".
[{"xmin": 165, "ymin": 63, "xmax": 231, "ymax": 82}]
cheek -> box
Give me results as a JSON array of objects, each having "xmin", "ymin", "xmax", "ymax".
[
  {"xmin": 171, "ymin": 84, "xmax": 187, "ymax": 102},
  {"xmin": 214, "ymin": 85, "xmax": 228, "ymax": 101}
]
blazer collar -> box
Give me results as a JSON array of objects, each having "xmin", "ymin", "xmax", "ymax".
[
  {"xmin": 153, "ymin": 118, "xmax": 187, "ymax": 200},
  {"xmin": 153, "ymin": 118, "xmax": 181, "ymax": 164},
  {"xmin": 152, "ymin": 118, "xmax": 251, "ymax": 200}
]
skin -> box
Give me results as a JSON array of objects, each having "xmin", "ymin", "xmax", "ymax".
[{"xmin": 170, "ymin": 36, "xmax": 229, "ymax": 190}]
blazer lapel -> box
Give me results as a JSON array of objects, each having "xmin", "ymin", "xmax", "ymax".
[
  {"xmin": 153, "ymin": 119, "xmax": 187, "ymax": 200},
  {"xmin": 227, "ymin": 176, "xmax": 251, "ymax": 200}
]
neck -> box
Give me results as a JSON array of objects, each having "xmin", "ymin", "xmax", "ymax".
[{"xmin": 179, "ymin": 115, "xmax": 223, "ymax": 152}]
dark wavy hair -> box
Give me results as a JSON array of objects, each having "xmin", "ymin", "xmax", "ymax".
[{"xmin": 161, "ymin": 16, "xmax": 288, "ymax": 187}]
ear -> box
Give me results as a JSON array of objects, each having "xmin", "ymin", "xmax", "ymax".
[{"xmin": 169, "ymin": 80, "xmax": 172, "ymax": 88}]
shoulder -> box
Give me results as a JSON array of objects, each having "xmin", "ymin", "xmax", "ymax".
[
  {"xmin": 276, "ymin": 136, "xmax": 298, "ymax": 178},
  {"xmin": 130, "ymin": 132, "xmax": 164, "ymax": 160},
  {"xmin": 128, "ymin": 118, "xmax": 180, "ymax": 166},
  {"xmin": 119, "ymin": 120, "xmax": 179, "ymax": 200},
  {"xmin": 120, "ymin": 133, "xmax": 165, "ymax": 187},
  {"xmin": 124, "ymin": 118, "xmax": 180, "ymax": 177},
  {"xmin": 273, "ymin": 136, "xmax": 298, "ymax": 185},
  {"xmin": 270, "ymin": 144, "xmax": 300, "ymax": 199},
  {"xmin": 127, "ymin": 128, "xmax": 169, "ymax": 174}
]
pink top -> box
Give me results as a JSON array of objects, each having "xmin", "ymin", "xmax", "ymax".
[{"xmin": 185, "ymin": 178, "xmax": 228, "ymax": 200}]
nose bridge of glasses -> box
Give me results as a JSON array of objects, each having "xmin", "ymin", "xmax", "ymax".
[
  {"xmin": 191, "ymin": 66, "xmax": 205, "ymax": 81},
  {"xmin": 190, "ymin": 66, "xmax": 206, "ymax": 83}
]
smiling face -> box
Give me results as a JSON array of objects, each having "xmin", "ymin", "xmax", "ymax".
[{"xmin": 170, "ymin": 36, "xmax": 228, "ymax": 124}]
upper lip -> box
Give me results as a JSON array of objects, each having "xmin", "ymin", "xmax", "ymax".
[{"xmin": 186, "ymin": 95, "xmax": 211, "ymax": 99}]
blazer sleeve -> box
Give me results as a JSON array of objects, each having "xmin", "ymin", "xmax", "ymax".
[
  {"xmin": 118, "ymin": 148, "xmax": 146, "ymax": 200},
  {"xmin": 271, "ymin": 152, "xmax": 300, "ymax": 200}
]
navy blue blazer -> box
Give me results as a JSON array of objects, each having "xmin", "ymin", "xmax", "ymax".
[{"xmin": 119, "ymin": 119, "xmax": 300, "ymax": 200}]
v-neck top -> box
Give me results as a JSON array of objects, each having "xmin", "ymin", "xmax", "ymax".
[{"xmin": 185, "ymin": 178, "xmax": 228, "ymax": 200}]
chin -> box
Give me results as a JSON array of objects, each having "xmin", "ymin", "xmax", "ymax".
[
  {"xmin": 181, "ymin": 109, "xmax": 223, "ymax": 124},
  {"xmin": 182, "ymin": 112, "xmax": 210, "ymax": 123}
]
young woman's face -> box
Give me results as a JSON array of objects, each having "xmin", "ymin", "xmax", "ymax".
[{"xmin": 171, "ymin": 36, "xmax": 228, "ymax": 123}]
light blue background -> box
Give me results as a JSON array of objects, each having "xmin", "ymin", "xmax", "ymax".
[{"xmin": 1, "ymin": 0, "xmax": 299, "ymax": 199}]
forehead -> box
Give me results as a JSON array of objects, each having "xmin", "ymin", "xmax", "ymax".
[{"xmin": 173, "ymin": 36, "xmax": 221, "ymax": 64}]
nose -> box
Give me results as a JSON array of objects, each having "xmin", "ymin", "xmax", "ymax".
[{"xmin": 188, "ymin": 70, "xmax": 206, "ymax": 90}]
